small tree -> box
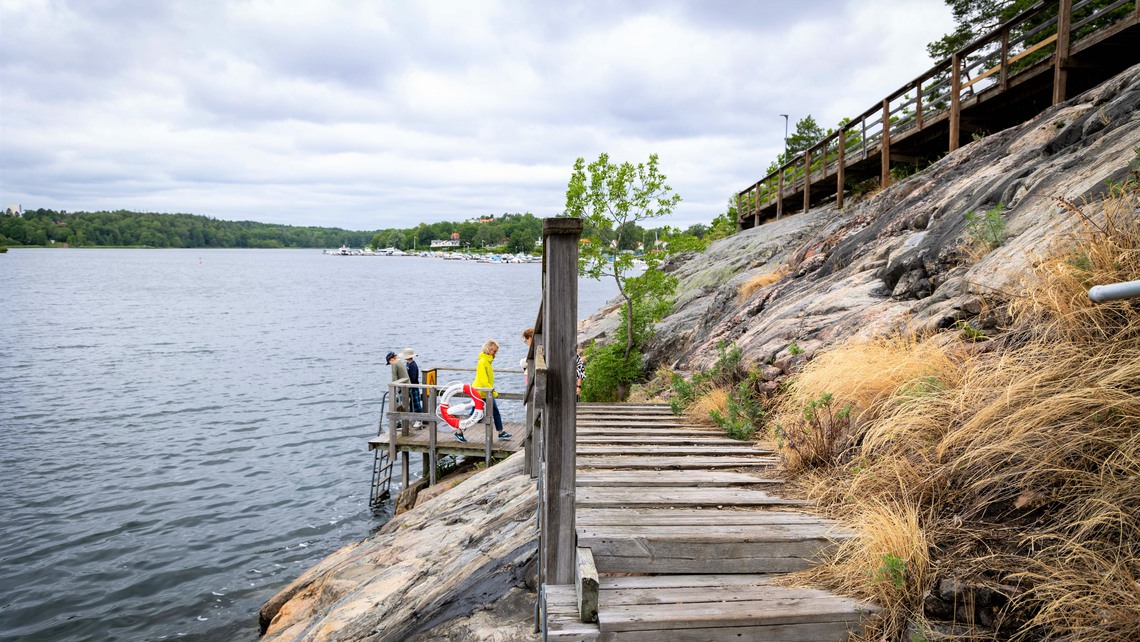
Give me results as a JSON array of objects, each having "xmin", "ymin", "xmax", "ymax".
[{"xmin": 566, "ymin": 153, "xmax": 681, "ymax": 360}]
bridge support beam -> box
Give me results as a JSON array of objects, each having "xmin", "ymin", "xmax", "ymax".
[
  {"xmin": 881, "ymin": 98, "xmax": 891, "ymax": 188},
  {"xmin": 1053, "ymin": 0, "xmax": 1072, "ymax": 105},
  {"xmin": 950, "ymin": 53, "xmax": 961, "ymax": 152},
  {"xmin": 802, "ymin": 151, "xmax": 811, "ymax": 213},
  {"xmin": 837, "ymin": 129, "xmax": 846, "ymax": 209}
]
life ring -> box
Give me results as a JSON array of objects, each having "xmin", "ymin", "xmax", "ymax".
[{"xmin": 436, "ymin": 382, "xmax": 485, "ymax": 431}]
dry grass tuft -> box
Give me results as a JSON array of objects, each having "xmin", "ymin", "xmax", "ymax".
[
  {"xmin": 685, "ymin": 386, "xmax": 728, "ymax": 423},
  {"xmin": 784, "ymin": 189, "xmax": 1140, "ymax": 640},
  {"xmin": 737, "ymin": 268, "xmax": 788, "ymax": 302}
]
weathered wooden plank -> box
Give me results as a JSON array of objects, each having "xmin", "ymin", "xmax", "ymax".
[
  {"xmin": 598, "ymin": 595, "xmax": 871, "ymax": 632},
  {"xmin": 576, "ymin": 487, "xmax": 807, "ymax": 508},
  {"xmin": 576, "ymin": 471, "xmax": 780, "ymax": 487},
  {"xmin": 597, "ymin": 621, "xmax": 857, "ymax": 642},
  {"xmin": 545, "ymin": 585, "xmax": 602, "ymax": 641},
  {"xmin": 577, "ymin": 445, "xmax": 770, "ymax": 456},
  {"xmin": 575, "ymin": 547, "xmax": 599, "ymax": 623},
  {"xmin": 602, "ymin": 584, "xmax": 843, "ymax": 606},
  {"xmin": 582, "ymin": 538, "xmax": 839, "ymax": 572},
  {"xmin": 577, "ymin": 428, "xmax": 721, "ymax": 436},
  {"xmin": 578, "ymin": 509, "xmax": 822, "ymax": 527},
  {"xmin": 578, "ymin": 456, "xmax": 778, "ymax": 469},
  {"xmin": 601, "ymin": 574, "xmax": 788, "ymax": 589},
  {"xmin": 578, "ymin": 523, "xmax": 849, "ymax": 541},
  {"xmin": 576, "ymin": 436, "xmax": 744, "ymax": 445}
]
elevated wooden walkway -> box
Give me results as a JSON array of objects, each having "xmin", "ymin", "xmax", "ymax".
[
  {"xmin": 542, "ymin": 403, "xmax": 875, "ymax": 641},
  {"xmin": 737, "ymin": 0, "xmax": 1140, "ymax": 228}
]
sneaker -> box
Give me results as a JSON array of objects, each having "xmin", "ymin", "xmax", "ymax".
[
  {"xmin": 454, "ymin": 431, "xmax": 467, "ymax": 443},
  {"xmin": 498, "ymin": 431, "xmax": 512, "ymax": 440}
]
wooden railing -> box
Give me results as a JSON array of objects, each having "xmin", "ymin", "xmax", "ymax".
[
  {"xmin": 525, "ymin": 217, "xmax": 583, "ymax": 631},
  {"xmin": 736, "ymin": 0, "xmax": 1139, "ymax": 225}
]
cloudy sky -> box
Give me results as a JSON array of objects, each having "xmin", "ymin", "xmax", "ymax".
[{"xmin": 0, "ymin": 0, "xmax": 955, "ymax": 231}]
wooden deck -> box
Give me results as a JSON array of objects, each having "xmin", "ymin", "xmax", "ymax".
[
  {"xmin": 543, "ymin": 402, "xmax": 875, "ymax": 641},
  {"xmin": 368, "ymin": 421, "xmax": 526, "ymax": 458}
]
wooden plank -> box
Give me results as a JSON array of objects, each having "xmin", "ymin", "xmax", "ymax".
[
  {"xmin": 577, "ymin": 436, "xmax": 745, "ymax": 445},
  {"xmin": 597, "ymin": 621, "xmax": 857, "ymax": 642},
  {"xmin": 576, "ymin": 470, "xmax": 779, "ymax": 487},
  {"xmin": 598, "ymin": 595, "xmax": 871, "ymax": 632},
  {"xmin": 577, "ymin": 445, "xmax": 772, "ymax": 456},
  {"xmin": 579, "ymin": 456, "xmax": 778, "ymax": 469},
  {"xmin": 576, "ymin": 487, "xmax": 807, "ymax": 508},
  {"xmin": 602, "ymin": 584, "xmax": 844, "ymax": 606},
  {"xmin": 602, "ymin": 574, "xmax": 795, "ymax": 589},
  {"xmin": 581, "ymin": 536, "xmax": 837, "ymax": 566},
  {"xmin": 577, "ymin": 429, "xmax": 723, "ymax": 437},
  {"xmin": 576, "ymin": 547, "xmax": 599, "ymax": 623},
  {"xmin": 578, "ymin": 523, "xmax": 850, "ymax": 541},
  {"xmin": 578, "ymin": 509, "xmax": 823, "ymax": 527}
]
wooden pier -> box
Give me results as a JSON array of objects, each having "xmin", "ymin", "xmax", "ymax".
[{"xmin": 542, "ymin": 403, "xmax": 875, "ymax": 641}]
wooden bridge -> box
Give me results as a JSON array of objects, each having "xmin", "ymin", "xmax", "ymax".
[
  {"xmin": 736, "ymin": 0, "xmax": 1140, "ymax": 229},
  {"xmin": 523, "ymin": 219, "xmax": 875, "ymax": 640}
]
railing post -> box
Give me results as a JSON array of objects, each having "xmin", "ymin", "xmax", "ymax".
[
  {"xmin": 735, "ymin": 193, "xmax": 743, "ymax": 231},
  {"xmin": 915, "ymin": 80, "xmax": 924, "ymax": 130},
  {"xmin": 802, "ymin": 150, "xmax": 811, "ymax": 213},
  {"xmin": 999, "ymin": 28, "xmax": 1010, "ymax": 91},
  {"xmin": 1053, "ymin": 0, "xmax": 1072, "ymax": 105},
  {"xmin": 881, "ymin": 98, "xmax": 891, "ymax": 188},
  {"xmin": 427, "ymin": 386, "xmax": 437, "ymax": 486},
  {"xmin": 950, "ymin": 53, "xmax": 962, "ymax": 152},
  {"xmin": 541, "ymin": 217, "xmax": 581, "ymax": 586},
  {"xmin": 837, "ymin": 128, "xmax": 846, "ymax": 209},
  {"xmin": 776, "ymin": 171, "xmax": 784, "ymax": 220}
]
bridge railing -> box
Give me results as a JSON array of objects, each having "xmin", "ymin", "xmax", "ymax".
[{"xmin": 737, "ymin": 0, "xmax": 1138, "ymax": 224}]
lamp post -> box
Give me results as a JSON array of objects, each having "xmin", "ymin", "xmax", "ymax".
[{"xmin": 780, "ymin": 114, "xmax": 789, "ymax": 163}]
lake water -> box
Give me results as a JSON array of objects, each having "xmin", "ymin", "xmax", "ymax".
[{"xmin": 0, "ymin": 248, "xmax": 617, "ymax": 641}]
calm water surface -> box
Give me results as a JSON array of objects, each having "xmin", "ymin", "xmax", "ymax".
[{"xmin": 0, "ymin": 248, "xmax": 617, "ymax": 641}]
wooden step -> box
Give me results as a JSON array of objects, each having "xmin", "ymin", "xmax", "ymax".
[
  {"xmin": 579, "ymin": 455, "xmax": 778, "ymax": 469},
  {"xmin": 576, "ymin": 486, "xmax": 807, "ymax": 509},
  {"xmin": 579, "ymin": 522, "xmax": 846, "ymax": 574},
  {"xmin": 544, "ymin": 576, "xmax": 874, "ymax": 641},
  {"xmin": 576, "ymin": 470, "xmax": 782, "ymax": 487},
  {"xmin": 577, "ymin": 445, "xmax": 773, "ymax": 456}
]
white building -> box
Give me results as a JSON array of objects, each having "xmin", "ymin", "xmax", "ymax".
[
  {"xmin": 4, "ymin": 204, "xmax": 22, "ymax": 217},
  {"xmin": 430, "ymin": 239, "xmax": 460, "ymax": 248}
]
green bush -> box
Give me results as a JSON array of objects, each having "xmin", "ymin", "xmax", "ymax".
[
  {"xmin": 965, "ymin": 202, "xmax": 1007, "ymax": 251},
  {"xmin": 582, "ymin": 341, "xmax": 644, "ymax": 402}
]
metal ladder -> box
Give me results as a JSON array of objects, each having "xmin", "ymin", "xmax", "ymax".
[{"xmin": 369, "ymin": 392, "xmax": 393, "ymax": 510}]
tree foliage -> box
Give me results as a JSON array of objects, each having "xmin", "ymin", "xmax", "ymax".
[{"xmin": 566, "ymin": 152, "xmax": 681, "ymax": 361}]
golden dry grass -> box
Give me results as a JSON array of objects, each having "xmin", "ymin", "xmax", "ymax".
[
  {"xmin": 685, "ymin": 386, "xmax": 728, "ymax": 423},
  {"xmin": 737, "ymin": 268, "xmax": 788, "ymax": 302},
  {"xmin": 780, "ymin": 190, "xmax": 1140, "ymax": 640}
]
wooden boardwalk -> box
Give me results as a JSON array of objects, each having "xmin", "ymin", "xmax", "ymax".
[
  {"xmin": 368, "ymin": 420, "xmax": 526, "ymax": 458},
  {"xmin": 543, "ymin": 402, "xmax": 875, "ymax": 641}
]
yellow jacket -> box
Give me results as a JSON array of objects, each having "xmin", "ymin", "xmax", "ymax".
[{"xmin": 472, "ymin": 351, "xmax": 497, "ymax": 397}]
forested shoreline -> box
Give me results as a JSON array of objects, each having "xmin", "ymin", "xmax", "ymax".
[{"xmin": 0, "ymin": 208, "xmax": 729, "ymax": 252}]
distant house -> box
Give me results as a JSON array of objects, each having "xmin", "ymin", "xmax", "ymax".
[
  {"xmin": 478, "ymin": 215, "xmax": 495, "ymax": 223},
  {"xmin": 4, "ymin": 204, "xmax": 22, "ymax": 217},
  {"xmin": 450, "ymin": 232, "xmax": 461, "ymax": 241},
  {"xmin": 431, "ymin": 239, "xmax": 460, "ymax": 248}
]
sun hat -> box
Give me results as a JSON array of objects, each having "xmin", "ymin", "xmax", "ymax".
[{"xmin": 399, "ymin": 348, "xmax": 416, "ymax": 359}]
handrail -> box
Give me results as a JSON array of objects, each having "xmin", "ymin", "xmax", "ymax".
[{"xmin": 736, "ymin": 0, "xmax": 1137, "ymax": 224}]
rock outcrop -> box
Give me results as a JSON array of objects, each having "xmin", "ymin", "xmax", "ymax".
[
  {"xmin": 259, "ymin": 453, "xmax": 538, "ymax": 642},
  {"xmin": 627, "ymin": 63, "xmax": 1140, "ymax": 373}
]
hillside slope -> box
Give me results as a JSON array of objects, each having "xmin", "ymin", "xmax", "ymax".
[{"xmin": 629, "ymin": 63, "xmax": 1139, "ymax": 374}]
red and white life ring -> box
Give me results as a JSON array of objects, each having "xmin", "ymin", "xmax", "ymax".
[{"xmin": 436, "ymin": 382, "xmax": 485, "ymax": 430}]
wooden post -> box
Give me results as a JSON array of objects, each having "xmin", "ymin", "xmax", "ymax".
[
  {"xmin": 388, "ymin": 383, "xmax": 398, "ymax": 476},
  {"xmin": 484, "ymin": 392, "xmax": 493, "ymax": 467},
  {"xmin": 776, "ymin": 171, "xmax": 784, "ymax": 219},
  {"xmin": 881, "ymin": 98, "xmax": 891, "ymax": 188},
  {"xmin": 950, "ymin": 53, "xmax": 962, "ymax": 152},
  {"xmin": 427, "ymin": 386, "xmax": 437, "ymax": 485},
  {"xmin": 541, "ymin": 217, "xmax": 581, "ymax": 586},
  {"xmin": 861, "ymin": 118, "xmax": 868, "ymax": 159},
  {"xmin": 1053, "ymin": 0, "xmax": 1072, "ymax": 105},
  {"xmin": 802, "ymin": 150, "xmax": 811, "ymax": 213},
  {"xmin": 735, "ymin": 193, "xmax": 743, "ymax": 231},
  {"xmin": 999, "ymin": 28, "xmax": 1010, "ymax": 91},
  {"xmin": 836, "ymin": 128, "xmax": 846, "ymax": 209},
  {"xmin": 915, "ymin": 80, "xmax": 924, "ymax": 130}
]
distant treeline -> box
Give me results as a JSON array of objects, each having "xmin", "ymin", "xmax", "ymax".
[
  {"xmin": 1, "ymin": 208, "xmax": 728, "ymax": 252},
  {"xmin": 0, "ymin": 209, "xmax": 374, "ymax": 249}
]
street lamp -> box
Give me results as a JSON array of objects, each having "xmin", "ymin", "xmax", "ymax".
[{"xmin": 780, "ymin": 114, "xmax": 789, "ymax": 163}]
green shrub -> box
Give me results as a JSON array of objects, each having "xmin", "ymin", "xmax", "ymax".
[
  {"xmin": 582, "ymin": 341, "xmax": 644, "ymax": 402},
  {"xmin": 965, "ymin": 202, "xmax": 1007, "ymax": 250}
]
